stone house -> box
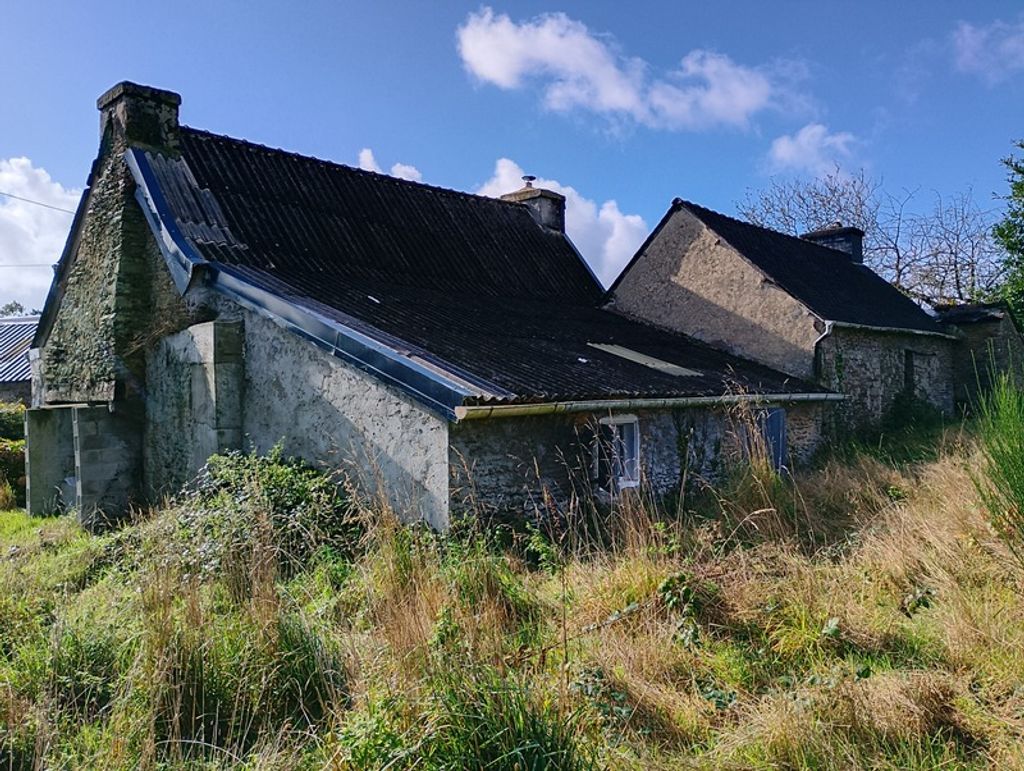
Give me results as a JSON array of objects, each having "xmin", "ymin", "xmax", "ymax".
[
  {"xmin": 609, "ymin": 200, "xmax": 957, "ymax": 431},
  {"xmin": 0, "ymin": 316, "xmax": 38, "ymax": 404},
  {"xmin": 935, "ymin": 301, "xmax": 1024, "ymax": 407},
  {"xmin": 25, "ymin": 82, "xmax": 836, "ymax": 529}
]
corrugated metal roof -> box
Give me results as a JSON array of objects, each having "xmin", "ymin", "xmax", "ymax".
[
  {"xmin": 138, "ymin": 131, "xmax": 830, "ymax": 405},
  {"xmin": 665, "ymin": 201, "xmax": 945, "ymax": 335},
  {"xmin": 176, "ymin": 128, "xmax": 603, "ymax": 304},
  {"xmin": 0, "ymin": 316, "xmax": 38, "ymax": 384}
]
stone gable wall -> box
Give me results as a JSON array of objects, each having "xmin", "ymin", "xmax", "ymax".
[
  {"xmin": 36, "ymin": 144, "xmax": 195, "ymax": 407},
  {"xmin": 611, "ymin": 209, "xmax": 821, "ymax": 380}
]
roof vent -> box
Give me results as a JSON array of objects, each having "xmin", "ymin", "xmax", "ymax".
[
  {"xmin": 800, "ymin": 222, "xmax": 865, "ymax": 264},
  {"xmin": 522, "ymin": 175, "xmax": 536, "ymax": 188}
]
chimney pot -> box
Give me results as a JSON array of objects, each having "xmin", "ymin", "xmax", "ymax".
[{"xmin": 800, "ymin": 222, "xmax": 865, "ymax": 264}]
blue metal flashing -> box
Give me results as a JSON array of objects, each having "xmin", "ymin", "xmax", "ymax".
[
  {"xmin": 125, "ymin": 148, "xmax": 483, "ymax": 421},
  {"xmin": 125, "ymin": 149, "xmax": 206, "ymax": 293}
]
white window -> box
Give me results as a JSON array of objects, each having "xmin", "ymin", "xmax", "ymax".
[{"xmin": 592, "ymin": 415, "xmax": 641, "ymax": 491}]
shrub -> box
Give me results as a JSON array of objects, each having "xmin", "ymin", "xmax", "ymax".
[
  {"xmin": 0, "ymin": 402, "xmax": 24, "ymax": 441},
  {"xmin": 175, "ymin": 447, "xmax": 358, "ymax": 585},
  {"xmin": 974, "ymin": 372, "xmax": 1024, "ymax": 568},
  {"xmin": 0, "ymin": 437, "xmax": 25, "ymax": 508}
]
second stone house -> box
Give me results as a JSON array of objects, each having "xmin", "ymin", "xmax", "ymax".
[{"xmin": 609, "ymin": 200, "xmax": 957, "ymax": 431}]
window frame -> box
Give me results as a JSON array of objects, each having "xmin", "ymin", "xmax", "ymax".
[{"xmin": 592, "ymin": 414, "xmax": 641, "ymax": 491}]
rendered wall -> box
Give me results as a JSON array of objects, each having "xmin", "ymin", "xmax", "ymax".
[
  {"xmin": 239, "ymin": 309, "xmax": 450, "ymax": 529},
  {"xmin": 611, "ymin": 209, "xmax": 821, "ymax": 380},
  {"xmin": 25, "ymin": 408, "xmax": 75, "ymax": 515},
  {"xmin": 144, "ymin": 320, "xmax": 244, "ymax": 500}
]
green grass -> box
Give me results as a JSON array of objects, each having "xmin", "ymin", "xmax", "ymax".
[{"xmin": 3, "ymin": 432, "xmax": 1024, "ymax": 769}]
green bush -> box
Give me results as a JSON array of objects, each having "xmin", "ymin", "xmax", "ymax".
[
  {"xmin": 0, "ymin": 437, "xmax": 25, "ymax": 508},
  {"xmin": 175, "ymin": 447, "xmax": 358, "ymax": 584},
  {"xmin": 0, "ymin": 402, "xmax": 24, "ymax": 441},
  {"xmin": 974, "ymin": 372, "xmax": 1024, "ymax": 569}
]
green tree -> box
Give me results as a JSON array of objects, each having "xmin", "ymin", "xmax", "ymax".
[
  {"xmin": 995, "ymin": 140, "xmax": 1024, "ymax": 315},
  {"xmin": 0, "ymin": 301, "xmax": 26, "ymax": 317}
]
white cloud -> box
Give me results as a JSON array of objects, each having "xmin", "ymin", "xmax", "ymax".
[
  {"xmin": 767, "ymin": 123, "xmax": 856, "ymax": 176},
  {"xmin": 358, "ymin": 148, "xmax": 423, "ymax": 182},
  {"xmin": 456, "ymin": 7, "xmax": 792, "ymax": 130},
  {"xmin": 476, "ymin": 158, "xmax": 647, "ymax": 286},
  {"xmin": 0, "ymin": 158, "xmax": 80, "ymax": 312},
  {"xmin": 953, "ymin": 17, "xmax": 1024, "ymax": 84},
  {"xmin": 389, "ymin": 162, "xmax": 423, "ymax": 182},
  {"xmin": 358, "ymin": 148, "xmax": 382, "ymax": 173}
]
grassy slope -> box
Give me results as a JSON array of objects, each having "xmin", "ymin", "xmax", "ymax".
[{"xmin": 2, "ymin": 429, "xmax": 1024, "ymax": 769}]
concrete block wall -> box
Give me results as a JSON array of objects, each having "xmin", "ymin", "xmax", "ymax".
[
  {"xmin": 73, "ymin": 402, "xmax": 143, "ymax": 529},
  {"xmin": 25, "ymin": 408, "xmax": 75, "ymax": 515}
]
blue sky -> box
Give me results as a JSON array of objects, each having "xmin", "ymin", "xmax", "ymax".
[{"xmin": 2, "ymin": 1, "xmax": 1024, "ymax": 309}]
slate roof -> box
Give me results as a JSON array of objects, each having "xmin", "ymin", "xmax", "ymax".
[
  {"xmin": 0, "ymin": 316, "xmax": 38, "ymax": 384},
  {"xmin": 131, "ymin": 129, "xmax": 831, "ymax": 411},
  {"xmin": 649, "ymin": 200, "xmax": 945, "ymax": 335}
]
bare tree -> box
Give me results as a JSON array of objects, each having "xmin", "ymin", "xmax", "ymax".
[{"xmin": 737, "ymin": 167, "xmax": 1004, "ymax": 305}]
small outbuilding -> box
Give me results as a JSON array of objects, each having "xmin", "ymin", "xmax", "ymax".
[{"xmin": 935, "ymin": 301, "xmax": 1024, "ymax": 407}]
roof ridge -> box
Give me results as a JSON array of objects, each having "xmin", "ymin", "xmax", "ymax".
[
  {"xmin": 673, "ymin": 198, "xmax": 857, "ymax": 261},
  {"xmin": 179, "ymin": 125, "xmax": 529, "ymax": 210}
]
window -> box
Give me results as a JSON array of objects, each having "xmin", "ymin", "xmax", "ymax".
[{"xmin": 591, "ymin": 415, "xmax": 640, "ymax": 491}]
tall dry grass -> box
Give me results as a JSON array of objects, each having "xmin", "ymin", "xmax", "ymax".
[{"xmin": 4, "ymin": 423, "xmax": 1024, "ymax": 768}]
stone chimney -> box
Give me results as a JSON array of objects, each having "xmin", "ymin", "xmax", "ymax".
[
  {"xmin": 800, "ymin": 222, "xmax": 865, "ymax": 264},
  {"xmin": 97, "ymin": 81, "xmax": 181, "ymax": 151},
  {"xmin": 500, "ymin": 175, "xmax": 566, "ymax": 233}
]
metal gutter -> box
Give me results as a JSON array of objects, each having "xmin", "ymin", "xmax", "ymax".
[
  {"xmin": 125, "ymin": 148, "xmax": 485, "ymax": 421},
  {"xmin": 828, "ymin": 320, "xmax": 956, "ymax": 340},
  {"xmin": 455, "ymin": 391, "xmax": 844, "ymax": 420}
]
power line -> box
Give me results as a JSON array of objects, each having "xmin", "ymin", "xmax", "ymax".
[{"xmin": 0, "ymin": 190, "xmax": 76, "ymax": 214}]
